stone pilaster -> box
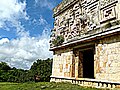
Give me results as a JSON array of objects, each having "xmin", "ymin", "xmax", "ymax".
[{"xmin": 75, "ymin": 56, "xmax": 79, "ymax": 78}]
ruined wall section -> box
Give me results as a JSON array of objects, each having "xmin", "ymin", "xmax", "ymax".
[{"xmin": 95, "ymin": 34, "xmax": 120, "ymax": 82}]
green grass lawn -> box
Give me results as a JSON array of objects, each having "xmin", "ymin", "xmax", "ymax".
[{"xmin": 0, "ymin": 82, "xmax": 107, "ymax": 90}]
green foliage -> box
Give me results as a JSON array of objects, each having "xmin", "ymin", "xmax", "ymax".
[
  {"xmin": 0, "ymin": 62, "xmax": 11, "ymax": 71},
  {"xmin": 0, "ymin": 82, "xmax": 103, "ymax": 90},
  {"xmin": 104, "ymin": 22, "xmax": 112, "ymax": 29},
  {"xmin": 104, "ymin": 20, "xmax": 120, "ymax": 29},
  {"xmin": 30, "ymin": 58, "xmax": 52, "ymax": 82},
  {"xmin": 0, "ymin": 68, "xmax": 34, "ymax": 83},
  {"xmin": 52, "ymin": 35, "xmax": 64, "ymax": 46},
  {"xmin": 0, "ymin": 58, "xmax": 53, "ymax": 83}
]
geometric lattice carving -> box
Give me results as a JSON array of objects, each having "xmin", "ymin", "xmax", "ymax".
[
  {"xmin": 50, "ymin": 0, "xmax": 119, "ymax": 47},
  {"xmin": 101, "ymin": 6, "xmax": 116, "ymax": 22}
]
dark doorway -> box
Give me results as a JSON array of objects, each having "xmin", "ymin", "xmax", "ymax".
[{"xmin": 83, "ymin": 49, "xmax": 94, "ymax": 78}]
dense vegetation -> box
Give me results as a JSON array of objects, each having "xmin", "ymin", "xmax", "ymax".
[
  {"xmin": 0, "ymin": 82, "xmax": 104, "ymax": 90},
  {"xmin": 0, "ymin": 60, "xmax": 118, "ymax": 90},
  {"xmin": 0, "ymin": 58, "xmax": 52, "ymax": 83}
]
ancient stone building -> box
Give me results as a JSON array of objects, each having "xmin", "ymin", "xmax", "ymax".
[{"xmin": 50, "ymin": 0, "xmax": 120, "ymax": 88}]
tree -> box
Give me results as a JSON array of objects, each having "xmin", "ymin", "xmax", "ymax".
[
  {"xmin": 0, "ymin": 62, "xmax": 11, "ymax": 71},
  {"xmin": 0, "ymin": 58, "xmax": 53, "ymax": 82},
  {"xmin": 30, "ymin": 58, "xmax": 53, "ymax": 82}
]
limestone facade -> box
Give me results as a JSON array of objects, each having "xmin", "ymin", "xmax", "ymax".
[
  {"xmin": 95, "ymin": 35, "xmax": 120, "ymax": 82},
  {"xmin": 50, "ymin": 0, "xmax": 120, "ymax": 88}
]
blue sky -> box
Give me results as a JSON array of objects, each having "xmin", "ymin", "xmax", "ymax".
[{"xmin": 0, "ymin": 0, "xmax": 62, "ymax": 69}]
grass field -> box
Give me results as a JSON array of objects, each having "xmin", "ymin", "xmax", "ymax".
[{"xmin": 0, "ymin": 82, "xmax": 106, "ymax": 90}]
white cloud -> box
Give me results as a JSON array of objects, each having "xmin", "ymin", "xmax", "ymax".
[
  {"xmin": 0, "ymin": 0, "xmax": 29, "ymax": 36},
  {"xmin": 0, "ymin": 30, "xmax": 53, "ymax": 69},
  {"xmin": 35, "ymin": 0, "xmax": 54, "ymax": 10},
  {"xmin": 0, "ymin": 0, "xmax": 53, "ymax": 69},
  {"xmin": 0, "ymin": 38, "xmax": 9, "ymax": 45},
  {"xmin": 39, "ymin": 15, "xmax": 47, "ymax": 25},
  {"xmin": 0, "ymin": 0, "xmax": 28, "ymax": 20}
]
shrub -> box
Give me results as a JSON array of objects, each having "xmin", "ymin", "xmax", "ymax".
[{"xmin": 52, "ymin": 35, "xmax": 64, "ymax": 46}]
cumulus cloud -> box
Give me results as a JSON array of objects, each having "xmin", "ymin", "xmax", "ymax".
[
  {"xmin": 0, "ymin": 38, "xmax": 9, "ymax": 45},
  {"xmin": 0, "ymin": 0, "xmax": 53, "ymax": 69},
  {"xmin": 0, "ymin": 0, "xmax": 29, "ymax": 36},
  {"xmin": 34, "ymin": 0, "xmax": 54, "ymax": 10},
  {"xmin": 0, "ymin": 30, "xmax": 53, "ymax": 69}
]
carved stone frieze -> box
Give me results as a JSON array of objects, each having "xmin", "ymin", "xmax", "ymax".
[
  {"xmin": 100, "ymin": 5, "xmax": 117, "ymax": 23},
  {"xmin": 100, "ymin": 0, "xmax": 116, "ymax": 7},
  {"xmin": 75, "ymin": 9, "xmax": 81, "ymax": 19},
  {"xmin": 73, "ymin": 2, "xmax": 80, "ymax": 11},
  {"xmin": 50, "ymin": 0, "xmax": 119, "ymax": 47}
]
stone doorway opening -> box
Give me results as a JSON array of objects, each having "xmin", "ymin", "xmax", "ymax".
[
  {"xmin": 83, "ymin": 49, "xmax": 94, "ymax": 78},
  {"xmin": 78, "ymin": 48, "xmax": 94, "ymax": 79}
]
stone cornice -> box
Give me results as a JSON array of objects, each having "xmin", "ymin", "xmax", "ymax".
[{"xmin": 53, "ymin": 0, "xmax": 79, "ymax": 18}]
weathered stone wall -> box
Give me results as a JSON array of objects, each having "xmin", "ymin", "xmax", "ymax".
[
  {"xmin": 95, "ymin": 34, "xmax": 120, "ymax": 82},
  {"xmin": 50, "ymin": 0, "xmax": 120, "ymax": 87},
  {"xmin": 118, "ymin": 0, "xmax": 120, "ymax": 20},
  {"xmin": 51, "ymin": 49, "xmax": 74, "ymax": 78}
]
